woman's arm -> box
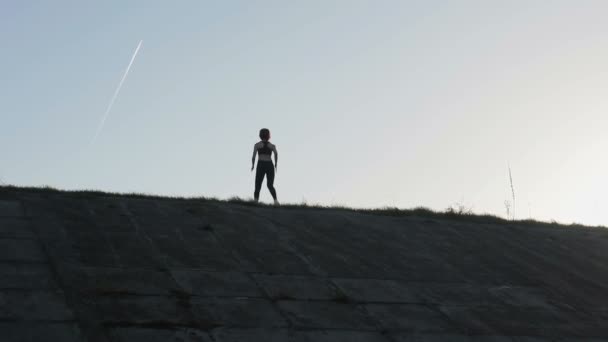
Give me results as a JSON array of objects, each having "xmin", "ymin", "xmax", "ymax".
[
  {"xmin": 251, "ymin": 144, "xmax": 257, "ymax": 171},
  {"xmin": 273, "ymin": 145, "xmax": 278, "ymax": 171}
]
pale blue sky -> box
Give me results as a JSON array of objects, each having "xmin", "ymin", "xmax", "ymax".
[{"xmin": 1, "ymin": 1, "xmax": 607, "ymax": 225}]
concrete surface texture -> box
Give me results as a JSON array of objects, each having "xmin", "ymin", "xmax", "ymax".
[{"xmin": 1, "ymin": 187, "xmax": 607, "ymax": 342}]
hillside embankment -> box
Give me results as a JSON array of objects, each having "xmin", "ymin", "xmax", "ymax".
[{"xmin": 1, "ymin": 187, "xmax": 607, "ymax": 341}]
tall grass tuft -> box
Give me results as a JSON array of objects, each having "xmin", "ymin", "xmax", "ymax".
[
  {"xmin": 446, "ymin": 202, "xmax": 473, "ymax": 216},
  {"xmin": 504, "ymin": 200, "xmax": 511, "ymax": 220}
]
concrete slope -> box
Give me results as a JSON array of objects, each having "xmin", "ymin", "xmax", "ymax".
[{"xmin": 1, "ymin": 187, "xmax": 608, "ymax": 341}]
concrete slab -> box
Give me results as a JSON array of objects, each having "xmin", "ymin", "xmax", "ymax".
[
  {"xmin": 42, "ymin": 232, "xmax": 118, "ymax": 267},
  {"xmin": 0, "ymin": 218, "xmax": 35, "ymax": 239},
  {"xmin": 212, "ymin": 328, "xmax": 293, "ymax": 342},
  {"xmin": 0, "ymin": 263, "xmax": 57, "ymax": 289},
  {"xmin": 0, "ymin": 290, "xmax": 74, "ymax": 320},
  {"xmin": 353, "ymin": 282, "xmax": 554, "ymax": 308},
  {"xmin": 0, "ymin": 200, "xmax": 23, "ymax": 217},
  {"xmin": 296, "ymin": 330, "xmax": 392, "ymax": 342},
  {"xmin": 438, "ymin": 306, "xmax": 606, "ymax": 337},
  {"xmin": 135, "ymin": 219, "xmax": 181, "ymax": 237},
  {"xmin": 332, "ymin": 278, "xmax": 419, "ymax": 303},
  {"xmin": 228, "ymin": 248, "xmax": 314, "ymax": 275},
  {"xmin": 0, "ymin": 239, "xmax": 46, "ymax": 262},
  {"xmin": 209, "ymin": 222, "xmax": 315, "ymax": 274},
  {"xmin": 292, "ymin": 239, "xmax": 464, "ymax": 281},
  {"xmin": 364, "ymin": 303, "xmax": 455, "ymax": 333},
  {"xmin": 390, "ymin": 334, "xmax": 483, "ymax": 342},
  {"xmin": 150, "ymin": 236, "xmax": 239, "ymax": 270},
  {"xmin": 389, "ymin": 334, "xmax": 548, "ymax": 341},
  {"xmin": 191, "ymin": 298, "xmax": 288, "ymax": 328},
  {"xmin": 179, "ymin": 226, "xmax": 223, "ymax": 246},
  {"xmin": 288, "ymin": 241, "xmax": 384, "ymax": 279},
  {"xmin": 126, "ymin": 202, "xmax": 203, "ymax": 229},
  {"xmin": 254, "ymin": 274, "xmax": 339, "ymax": 300},
  {"xmin": 106, "ymin": 233, "xmax": 165, "ymax": 268},
  {"xmin": 0, "ymin": 322, "xmax": 84, "ymax": 342},
  {"xmin": 409, "ymin": 283, "xmax": 500, "ymax": 306},
  {"xmin": 59, "ymin": 266, "xmax": 181, "ymax": 295},
  {"xmin": 487, "ymin": 286, "xmax": 556, "ymax": 310},
  {"xmin": 95, "ymin": 295, "xmax": 194, "ymax": 325},
  {"xmin": 27, "ymin": 216, "xmax": 67, "ymax": 239},
  {"xmin": 87, "ymin": 200, "xmax": 135, "ymax": 233},
  {"xmin": 135, "ymin": 222, "xmax": 183, "ymax": 241},
  {"xmin": 170, "ymin": 269, "xmax": 262, "ymax": 297},
  {"xmin": 277, "ymin": 300, "xmax": 377, "ymax": 330},
  {"xmin": 110, "ymin": 327, "xmax": 213, "ymax": 342},
  {"xmin": 62, "ymin": 218, "xmax": 104, "ymax": 235},
  {"xmin": 436, "ymin": 305, "xmax": 493, "ymax": 335},
  {"xmin": 132, "ymin": 215, "xmax": 214, "ymax": 241}
]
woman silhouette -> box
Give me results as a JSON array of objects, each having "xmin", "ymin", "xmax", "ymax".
[{"xmin": 251, "ymin": 128, "xmax": 279, "ymax": 205}]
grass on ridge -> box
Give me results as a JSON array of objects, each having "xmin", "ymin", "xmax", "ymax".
[{"xmin": 0, "ymin": 184, "xmax": 603, "ymax": 229}]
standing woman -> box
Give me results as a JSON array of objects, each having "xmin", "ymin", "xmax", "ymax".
[{"xmin": 251, "ymin": 128, "xmax": 279, "ymax": 205}]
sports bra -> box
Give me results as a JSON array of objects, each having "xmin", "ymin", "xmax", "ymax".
[{"xmin": 258, "ymin": 141, "xmax": 272, "ymax": 156}]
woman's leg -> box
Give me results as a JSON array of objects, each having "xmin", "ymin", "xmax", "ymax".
[
  {"xmin": 254, "ymin": 164, "xmax": 265, "ymax": 201},
  {"xmin": 266, "ymin": 163, "xmax": 277, "ymax": 200}
]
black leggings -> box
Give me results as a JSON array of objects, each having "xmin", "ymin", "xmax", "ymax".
[{"xmin": 254, "ymin": 161, "xmax": 277, "ymax": 200}]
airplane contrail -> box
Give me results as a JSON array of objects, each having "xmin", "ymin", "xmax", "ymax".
[{"xmin": 91, "ymin": 40, "xmax": 143, "ymax": 144}]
